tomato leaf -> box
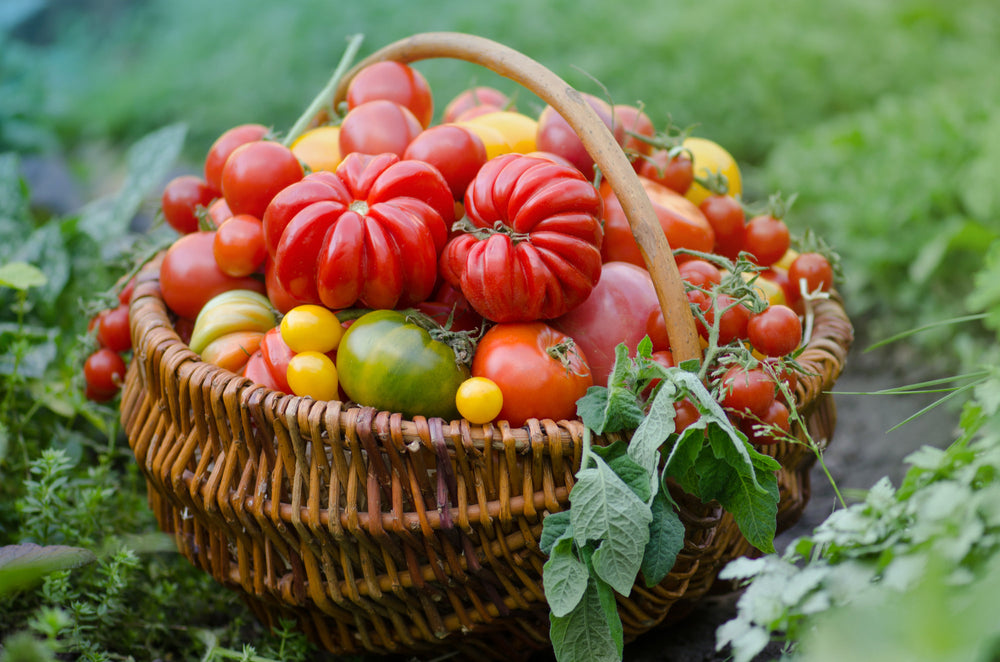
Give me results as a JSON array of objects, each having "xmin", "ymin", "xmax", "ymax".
[
  {"xmin": 591, "ymin": 441, "xmax": 651, "ymax": 502},
  {"xmin": 540, "ymin": 511, "xmax": 572, "ymax": 556},
  {"xmin": 576, "ymin": 343, "xmax": 644, "ymax": 434},
  {"xmin": 543, "ymin": 537, "xmax": 590, "ymax": 618},
  {"xmin": 641, "ymin": 489, "xmax": 685, "ymax": 587},
  {"xmin": 549, "ymin": 576, "xmax": 623, "ymax": 662}
]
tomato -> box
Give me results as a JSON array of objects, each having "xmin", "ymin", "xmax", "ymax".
[
  {"xmin": 455, "ymin": 377, "xmax": 504, "ymax": 424},
  {"xmin": 636, "ymin": 148, "xmax": 694, "ymax": 195},
  {"xmin": 287, "ymin": 350, "xmax": 340, "ymax": 401},
  {"xmin": 205, "ymin": 197, "xmax": 233, "ymax": 228},
  {"xmin": 221, "ymin": 140, "xmax": 303, "ymax": 219},
  {"xmin": 338, "ymin": 100, "xmax": 423, "ymax": 158},
  {"xmin": 453, "ymin": 120, "xmax": 512, "ymax": 160},
  {"xmin": 743, "ymin": 214, "xmax": 790, "ymax": 267},
  {"xmin": 403, "ymin": 124, "xmax": 488, "ymax": 200},
  {"xmin": 683, "ymin": 136, "xmax": 742, "ymax": 206},
  {"xmin": 265, "ymin": 152, "xmax": 453, "ymax": 310},
  {"xmin": 213, "ymin": 214, "xmax": 267, "ymax": 277},
  {"xmin": 290, "ymin": 125, "xmax": 341, "ymax": 172},
  {"xmin": 613, "ymin": 104, "xmax": 655, "ymax": 158},
  {"xmin": 336, "ymin": 309, "xmax": 469, "ymax": 420},
  {"xmin": 471, "ymin": 322, "xmax": 593, "ymax": 427},
  {"xmin": 200, "ymin": 329, "xmax": 263, "ymax": 373},
  {"xmin": 443, "ymin": 86, "xmax": 511, "ymax": 123},
  {"xmin": 243, "ymin": 349, "xmax": 284, "ymax": 391},
  {"xmin": 535, "ymin": 93, "xmax": 624, "ymax": 178},
  {"xmin": 161, "ymin": 174, "xmax": 216, "ymax": 234},
  {"xmin": 463, "ymin": 110, "xmax": 539, "ymax": 154},
  {"xmin": 440, "ymin": 153, "xmax": 604, "ymax": 322},
  {"xmin": 699, "ymin": 193, "xmax": 746, "ymax": 260},
  {"xmin": 719, "ymin": 365, "xmax": 775, "ymax": 418},
  {"xmin": 204, "ymin": 123, "xmax": 269, "ymax": 194},
  {"xmin": 280, "ymin": 304, "xmax": 342, "ymax": 354},
  {"xmin": 117, "ymin": 275, "xmax": 136, "ymax": 306},
  {"xmin": 346, "ymin": 61, "xmax": 434, "ymax": 128},
  {"xmin": 264, "ymin": 256, "xmax": 309, "ymax": 314},
  {"xmin": 707, "ymin": 294, "xmax": 751, "ymax": 345},
  {"xmin": 789, "ymin": 252, "xmax": 834, "ymax": 295},
  {"xmin": 188, "ymin": 289, "xmax": 277, "ymax": 355},
  {"xmin": 741, "ymin": 399, "xmax": 790, "ymax": 446},
  {"xmin": 84, "ymin": 347, "xmax": 127, "ymax": 395},
  {"xmin": 748, "ymin": 304, "xmax": 802, "ymax": 357},
  {"xmin": 258, "ymin": 326, "xmax": 294, "ymax": 393},
  {"xmin": 673, "ymin": 397, "xmax": 701, "ymax": 434},
  {"xmin": 599, "ymin": 176, "xmax": 715, "ymax": 267},
  {"xmin": 678, "ymin": 259, "xmax": 723, "ymax": 291},
  {"xmin": 551, "ymin": 261, "xmax": 661, "ymax": 387},
  {"xmin": 95, "ymin": 303, "xmax": 132, "ymax": 353},
  {"xmin": 159, "ymin": 230, "xmax": 266, "ymax": 321}
]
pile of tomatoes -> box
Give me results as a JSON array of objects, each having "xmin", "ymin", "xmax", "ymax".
[{"xmin": 103, "ymin": 59, "xmax": 836, "ymax": 444}]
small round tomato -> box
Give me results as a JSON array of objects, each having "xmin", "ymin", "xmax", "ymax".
[
  {"xmin": 204, "ymin": 123, "xmax": 269, "ymax": 194},
  {"xmin": 637, "ymin": 148, "xmax": 695, "ymax": 195},
  {"xmin": 280, "ymin": 305, "xmax": 342, "ymax": 354},
  {"xmin": 471, "ymin": 322, "xmax": 593, "ymax": 427},
  {"xmin": 683, "ymin": 136, "xmax": 742, "ymax": 206},
  {"xmin": 678, "ymin": 259, "xmax": 723, "ymax": 291},
  {"xmin": 673, "ymin": 397, "xmax": 701, "ymax": 434},
  {"xmin": 743, "ymin": 215, "xmax": 790, "ymax": 267},
  {"xmin": 84, "ymin": 347, "xmax": 127, "ymax": 395},
  {"xmin": 748, "ymin": 304, "xmax": 802, "ymax": 357},
  {"xmin": 221, "ymin": 140, "xmax": 304, "ymax": 219},
  {"xmin": 213, "ymin": 214, "xmax": 267, "ymax": 277},
  {"xmin": 443, "ymin": 86, "xmax": 511, "ymax": 123},
  {"xmin": 205, "ymin": 197, "xmax": 233, "ymax": 228},
  {"xmin": 287, "ymin": 350, "xmax": 339, "ymax": 401},
  {"xmin": 707, "ymin": 294, "xmax": 751, "ymax": 345},
  {"xmin": 614, "ymin": 104, "xmax": 655, "ymax": 158},
  {"xmin": 789, "ymin": 252, "xmax": 834, "ymax": 295},
  {"xmin": 290, "ymin": 125, "xmax": 341, "ymax": 172},
  {"xmin": 699, "ymin": 193, "xmax": 746, "ymax": 260},
  {"xmin": 346, "ymin": 61, "xmax": 434, "ymax": 128},
  {"xmin": 455, "ymin": 376, "xmax": 504, "ymax": 424},
  {"xmin": 742, "ymin": 399, "xmax": 791, "ymax": 446},
  {"xmin": 338, "ymin": 99, "xmax": 423, "ymax": 158},
  {"xmin": 336, "ymin": 309, "xmax": 469, "ymax": 420},
  {"xmin": 719, "ymin": 366, "xmax": 775, "ymax": 419},
  {"xmin": 96, "ymin": 303, "xmax": 132, "ymax": 353},
  {"xmin": 403, "ymin": 124, "xmax": 488, "ymax": 200},
  {"xmin": 161, "ymin": 175, "xmax": 216, "ymax": 234}
]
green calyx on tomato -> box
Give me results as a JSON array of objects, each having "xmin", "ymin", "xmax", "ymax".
[{"xmin": 335, "ymin": 309, "xmax": 470, "ymax": 420}]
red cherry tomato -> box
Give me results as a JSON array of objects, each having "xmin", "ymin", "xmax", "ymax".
[
  {"xmin": 338, "ymin": 100, "xmax": 423, "ymax": 158},
  {"xmin": 707, "ymin": 294, "xmax": 751, "ymax": 345},
  {"xmin": 403, "ymin": 124, "xmax": 488, "ymax": 200},
  {"xmin": 699, "ymin": 194, "xmax": 746, "ymax": 260},
  {"xmin": 346, "ymin": 61, "xmax": 434, "ymax": 128},
  {"xmin": 221, "ymin": 140, "xmax": 303, "ymax": 219},
  {"xmin": 789, "ymin": 252, "xmax": 834, "ymax": 295},
  {"xmin": 673, "ymin": 397, "xmax": 701, "ymax": 434},
  {"xmin": 636, "ymin": 148, "xmax": 694, "ymax": 196},
  {"xmin": 613, "ymin": 104, "xmax": 655, "ymax": 158},
  {"xmin": 743, "ymin": 215, "xmax": 790, "ymax": 267},
  {"xmin": 742, "ymin": 399, "xmax": 791, "ymax": 445},
  {"xmin": 720, "ymin": 366, "xmax": 775, "ymax": 419},
  {"xmin": 443, "ymin": 86, "xmax": 511, "ymax": 123},
  {"xmin": 213, "ymin": 214, "xmax": 267, "ymax": 277},
  {"xmin": 748, "ymin": 304, "xmax": 803, "ymax": 357},
  {"xmin": 161, "ymin": 175, "xmax": 216, "ymax": 235},
  {"xmin": 84, "ymin": 348, "xmax": 127, "ymax": 396},
  {"xmin": 96, "ymin": 303, "xmax": 132, "ymax": 353},
  {"xmin": 204, "ymin": 123, "xmax": 269, "ymax": 194},
  {"xmin": 678, "ymin": 259, "xmax": 723, "ymax": 291}
]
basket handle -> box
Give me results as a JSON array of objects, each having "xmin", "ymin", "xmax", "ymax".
[{"xmin": 333, "ymin": 31, "xmax": 701, "ymax": 364}]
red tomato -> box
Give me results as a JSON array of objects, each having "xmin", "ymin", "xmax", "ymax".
[
  {"xmin": 161, "ymin": 175, "xmax": 216, "ymax": 234},
  {"xmin": 762, "ymin": 267, "xmax": 800, "ymax": 309},
  {"xmin": 346, "ymin": 61, "xmax": 434, "ymax": 128},
  {"xmin": 748, "ymin": 304, "xmax": 802, "ymax": 357},
  {"xmin": 552, "ymin": 261, "xmax": 661, "ymax": 387},
  {"xmin": 678, "ymin": 259, "xmax": 723, "ymax": 290},
  {"xmin": 213, "ymin": 214, "xmax": 267, "ymax": 277},
  {"xmin": 673, "ymin": 397, "xmax": 700, "ymax": 433},
  {"xmin": 242, "ymin": 349, "xmax": 283, "ymax": 391},
  {"xmin": 258, "ymin": 326, "xmax": 294, "ymax": 394},
  {"xmin": 535, "ymin": 93, "xmax": 624, "ymax": 179},
  {"xmin": 699, "ymin": 194, "xmax": 746, "ymax": 260},
  {"xmin": 84, "ymin": 347, "xmax": 127, "ymax": 395},
  {"xmin": 221, "ymin": 140, "xmax": 303, "ymax": 219},
  {"xmin": 443, "ymin": 86, "xmax": 511, "ymax": 123},
  {"xmin": 613, "ymin": 104, "xmax": 655, "ymax": 158},
  {"xmin": 204, "ymin": 123, "xmax": 269, "ymax": 194},
  {"xmin": 96, "ymin": 303, "xmax": 132, "ymax": 353},
  {"xmin": 599, "ymin": 176, "xmax": 715, "ymax": 267},
  {"xmin": 117, "ymin": 275, "xmax": 136, "ymax": 306},
  {"xmin": 719, "ymin": 366, "xmax": 775, "ymax": 418},
  {"xmin": 741, "ymin": 399, "xmax": 791, "ymax": 445},
  {"xmin": 636, "ymin": 148, "xmax": 694, "ymax": 195},
  {"xmin": 264, "ymin": 256, "xmax": 309, "ymax": 314},
  {"xmin": 265, "ymin": 152, "xmax": 453, "ymax": 310},
  {"xmin": 440, "ymin": 153, "xmax": 604, "ymax": 322},
  {"xmin": 159, "ymin": 231, "xmax": 266, "ymax": 320},
  {"xmin": 707, "ymin": 294, "xmax": 751, "ymax": 345},
  {"xmin": 789, "ymin": 252, "xmax": 834, "ymax": 294},
  {"xmin": 338, "ymin": 100, "xmax": 423, "ymax": 158},
  {"xmin": 743, "ymin": 215, "xmax": 790, "ymax": 267},
  {"xmin": 403, "ymin": 124, "xmax": 488, "ymax": 200},
  {"xmin": 205, "ymin": 197, "xmax": 233, "ymax": 228},
  {"xmin": 471, "ymin": 322, "xmax": 593, "ymax": 427}
]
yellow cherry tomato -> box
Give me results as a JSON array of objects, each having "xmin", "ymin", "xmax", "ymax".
[
  {"xmin": 455, "ymin": 376, "xmax": 504, "ymax": 424},
  {"xmin": 286, "ymin": 351, "xmax": 339, "ymax": 401},
  {"xmin": 290, "ymin": 125, "xmax": 341, "ymax": 172},
  {"xmin": 280, "ymin": 304, "xmax": 342, "ymax": 354},
  {"xmin": 682, "ymin": 136, "xmax": 742, "ymax": 207},
  {"xmin": 453, "ymin": 121, "xmax": 513, "ymax": 159},
  {"xmin": 464, "ymin": 110, "xmax": 538, "ymax": 154}
]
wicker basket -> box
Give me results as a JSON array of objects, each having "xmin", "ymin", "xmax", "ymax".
[{"xmin": 121, "ymin": 32, "xmax": 853, "ymax": 660}]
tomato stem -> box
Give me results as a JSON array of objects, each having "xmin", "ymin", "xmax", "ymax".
[
  {"xmin": 283, "ymin": 33, "xmax": 365, "ymax": 148},
  {"xmin": 402, "ymin": 308, "xmax": 480, "ymax": 369}
]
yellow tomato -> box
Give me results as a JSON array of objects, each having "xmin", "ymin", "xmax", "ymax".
[
  {"xmin": 453, "ymin": 121, "xmax": 513, "ymax": 159},
  {"xmin": 280, "ymin": 304, "xmax": 342, "ymax": 354},
  {"xmin": 290, "ymin": 126, "xmax": 341, "ymax": 172},
  {"xmin": 682, "ymin": 136, "xmax": 742, "ymax": 207},
  {"xmin": 455, "ymin": 376, "xmax": 504, "ymax": 424},
  {"xmin": 774, "ymin": 248, "xmax": 799, "ymax": 271},
  {"xmin": 742, "ymin": 271, "xmax": 787, "ymax": 306},
  {"xmin": 287, "ymin": 351, "xmax": 339, "ymax": 401},
  {"xmin": 463, "ymin": 110, "xmax": 538, "ymax": 154}
]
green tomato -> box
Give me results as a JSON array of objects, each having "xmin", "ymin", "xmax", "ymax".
[{"xmin": 336, "ymin": 309, "xmax": 469, "ymax": 419}]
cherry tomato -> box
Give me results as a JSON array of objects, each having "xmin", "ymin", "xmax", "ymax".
[
  {"xmin": 338, "ymin": 100, "xmax": 423, "ymax": 158},
  {"xmin": 743, "ymin": 215, "xmax": 791, "ymax": 267},
  {"xmin": 258, "ymin": 326, "xmax": 294, "ymax": 393},
  {"xmin": 707, "ymin": 294, "xmax": 751, "ymax": 345},
  {"xmin": 403, "ymin": 124, "xmax": 488, "ymax": 200},
  {"xmin": 673, "ymin": 397, "xmax": 701, "ymax": 434},
  {"xmin": 117, "ymin": 275, "xmax": 136, "ymax": 306},
  {"xmin": 637, "ymin": 148, "xmax": 695, "ymax": 196},
  {"xmin": 455, "ymin": 377, "xmax": 504, "ymax": 424},
  {"xmin": 221, "ymin": 140, "xmax": 304, "ymax": 219},
  {"xmin": 346, "ymin": 61, "xmax": 434, "ymax": 128},
  {"xmin": 678, "ymin": 259, "xmax": 723, "ymax": 291},
  {"xmin": 472, "ymin": 322, "xmax": 593, "ymax": 427},
  {"xmin": 205, "ymin": 197, "xmax": 233, "ymax": 228},
  {"xmin": 212, "ymin": 214, "xmax": 267, "ymax": 278},
  {"xmin": 742, "ymin": 399, "xmax": 791, "ymax": 445},
  {"xmin": 719, "ymin": 366, "xmax": 775, "ymax": 418},
  {"xmin": 614, "ymin": 104, "xmax": 655, "ymax": 158},
  {"xmin": 96, "ymin": 303, "xmax": 132, "ymax": 353},
  {"xmin": 443, "ymin": 86, "xmax": 511, "ymax": 123},
  {"xmin": 683, "ymin": 136, "xmax": 742, "ymax": 206},
  {"xmin": 159, "ymin": 231, "xmax": 266, "ymax": 321},
  {"xmin": 287, "ymin": 350, "xmax": 340, "ymax": 401},
  {"xmin": 204, "ymin": 123, "xmax": 269, "ymax": 194},
  {"xmin": 84, "ymin": 347, "xmax": 127, "ymax": 395},
  {"xmin": 279, "ymin": 305, "xmax": 342, "ymax": 354},
  {"xmin": 290, "ymin": 125, "xmax": 341, "ymax": 172},
  {"xmin": 748, "ymin": 304, "xmax": 802, "ymax": 357},
  {"xmin": 789, "ymin": 252, "xmax": 834, "ymax": 295},
  {"xmin": 161, "ymin": 175, "xmax": 216, "ymax": 235},
  {"xmin": 535, "ymin": 93, "xmax": 623, "ymax": 179},
  {"xmin": 699, "ymin": 193, "xmax": 746, "ymax": 260}
]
